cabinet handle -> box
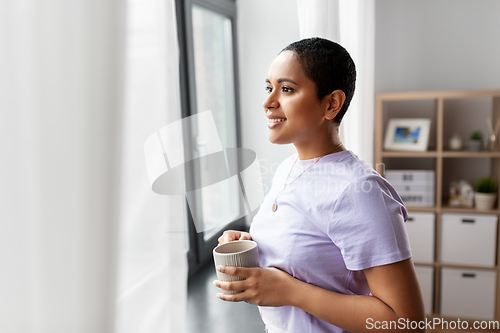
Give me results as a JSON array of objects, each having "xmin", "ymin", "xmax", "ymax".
[
  {"xmin": 461, "ymin": 219, "xmax": 475, "ymax": 224},
  {"xmin": 462, "ymin": 273, "xmax": 476, "ymax": 278}
]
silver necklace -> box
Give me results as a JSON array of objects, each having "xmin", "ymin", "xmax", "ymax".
[{"xmin": 272, "ymin": 142, "xmax": 343, "ymax": 212}]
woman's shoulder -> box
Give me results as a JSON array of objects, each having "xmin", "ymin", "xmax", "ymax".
[
  {"xmin": 322, "ymin": 150, "xmax": 380, "ymax": 180},
  {"xmin": 275, "ymin": 152, "xmax": 299, "ymax": 172}
]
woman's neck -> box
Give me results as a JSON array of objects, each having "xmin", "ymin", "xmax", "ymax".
[{"xmin": 294, "ymin": 128, "xmax": 345, "ymax": 160}]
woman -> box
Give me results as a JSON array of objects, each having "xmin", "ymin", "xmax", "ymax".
[{"xmin": 213, "ymin": 38, "xmax": 425, "ymax": 333}]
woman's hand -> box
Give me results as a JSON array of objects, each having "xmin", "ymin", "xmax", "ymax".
[
  {"xmin": 213, "ymin": 265, "xmax": 297, "ymax": 307},
  {"xmin": 218, "ymin": 230, "xmax": 252, "ymax": 244}
]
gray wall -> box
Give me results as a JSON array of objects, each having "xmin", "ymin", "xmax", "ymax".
[
  {"xmin": 375, "ymin": 0, "xmax": 500, "ymax": 93},
  {"xmin": 375, "ymin": 0, "xmax": 500, "ymax": 191},
  {"xmin": 237, "ymin": 0, "xmax": 299, "ymax": 209},
  {"xmin": 237, "ymin": 0, "xmax": 500, "ymax": 211}
]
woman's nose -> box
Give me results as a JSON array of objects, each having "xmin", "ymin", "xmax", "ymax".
[{"xmin": 263, "ymin": 92, "xmax": 278, "ymax": 110}]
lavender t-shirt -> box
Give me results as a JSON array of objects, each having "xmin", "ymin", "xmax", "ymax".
[{"xmin": 249, "ymin": 151, "xmax": 411, "ymax": 333}]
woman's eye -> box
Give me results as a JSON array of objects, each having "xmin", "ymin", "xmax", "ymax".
[
  {"xmin": 265, "ymin": 86, "xmax": 273, "ymax": 94},
  {"xmin": 282, "ymin": 86, "xmax": 293, "ymax": 93}
]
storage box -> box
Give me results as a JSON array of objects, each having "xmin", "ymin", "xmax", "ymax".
[
  {"xmin": 385, "ymin": 170, "xmax": 435, "ymax": 206},
  {"xmin": 440, "ymin": 267, "xmax": 497, "ymax": 320},
  {"xmin": 399, "ymin": 193, "xmax": 434, "ymax": 207},
  {"xmin": 440, "ymin": 213, "xmax": 497, "ymax": 267},
  {"xmin": 405, "ymin": 212, "xmax": 435, "ymax": 263},
  {"xmin": 391, "ymin": 183, "xmax": 434, "ymax": 193},
  {"xmin": 385, "ymin": 170, "xmax": 435, "ymax": 183},
  {"xmin": 415, "ymin": 265, "xmax": 434, "ymax": 315}
]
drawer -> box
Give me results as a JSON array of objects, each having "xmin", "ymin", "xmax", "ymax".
[
  {"xmin": 440, "ymin": 213, "xmax": 497, "ymax": 267},
  {"xmin": 399, "ymin": 193, "xmax": 434, "ymax": 207},
  {"xmin": 415, "ymin": 265, "xmax": 434, "ymax": 315},
  {"xmin": 440, "ymin": 267, "xmax": 497, "ymax": 320},
  {"xmin": 405, "ymin": 212, "xmax": 435, "ymax": 263},
  {"xmin": 391, "ymin": 183, "xmax": 434, "ymax": 193},
  {"xmin": 385, "ymin": 170, "xmax": 435, "ymax": 183}
]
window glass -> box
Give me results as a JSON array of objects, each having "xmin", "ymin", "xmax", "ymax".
[{"xmin": 192, "ymin": 4, "xmax": 240, "ymax": 240}]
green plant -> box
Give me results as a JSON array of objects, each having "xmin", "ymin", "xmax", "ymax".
[
  {"xmin": 470, "ymin": 130, "xmax": 483, "ymax": 141},
  {"xmin": 475, "ymin": 176, "xmax": 496, "ymax": 193}
]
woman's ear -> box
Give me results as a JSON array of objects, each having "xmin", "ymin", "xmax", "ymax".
[{"xmin": 325, "ymin": 90, "xmax": 346, "ymax": 120}]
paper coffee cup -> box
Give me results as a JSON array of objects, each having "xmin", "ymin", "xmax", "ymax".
[{"xmin": 213, "ymin": 240, "xmax": 260, "ymax": 294}]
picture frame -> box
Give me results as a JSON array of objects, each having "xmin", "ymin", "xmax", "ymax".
[{"xmin": 384, "ymin": 118, "xmax": 431, "ymax": 152}]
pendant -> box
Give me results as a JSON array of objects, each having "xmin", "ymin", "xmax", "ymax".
[{"xmin": 272, "ymin": 202, "xmax": 277, "ymax": 212}]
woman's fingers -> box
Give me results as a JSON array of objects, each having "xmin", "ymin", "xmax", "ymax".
[
  {"xmin": 239, "ymin": 232, "xmax": 252, "ymax": 240},
  {"xmin": 213, "ymin": 267, "xmax": 254, "ymax": 303},
  {"xmin": 217, "ymin": 235, "xmax": 225, "ymax": 244},
  {"xmin": 218, "ymin": 230, "xmax": 240, "ymax": 244},
  {"xmin": 218, "ymin": 230, "xmax": 252, "ymax": 244},
  {"xmin": 216, "ymin": 265, "xmax": 253, "ymax": 278},
  {"xmin": 218, "ymin": 232, "xmax": 235, "ymax": 244},
  {"xmin": 216, "ymin": 291, "xmax": 248, "ymax": 303},
  {"xmin": 213, "ymin": 267, "xmax": 293, "ymax": 307},
  {"xmin": 213, "ymin": 279, "xmax": 246, "ymax": 292}
]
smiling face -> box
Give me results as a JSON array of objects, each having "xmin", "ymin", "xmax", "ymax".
[{"xmin": 263, "ymin": 51, "xmax": 334, "ymax": 148}]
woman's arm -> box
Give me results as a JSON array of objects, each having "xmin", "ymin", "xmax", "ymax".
[{"xmin": 214, "ymin": 258, "xmax": 425, "ymax": 333}]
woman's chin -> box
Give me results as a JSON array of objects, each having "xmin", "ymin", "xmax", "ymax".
[
  {"xmin": 268, "ymin": 134, "xmax": 289, "ymax": 145},
  {"xmin": 268, "ymin": 133, "xmax": 279, "ymax": 144}
]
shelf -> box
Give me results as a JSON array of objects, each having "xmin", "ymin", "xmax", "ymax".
[
  {"xmin": 376, "ymin": 90, "xmax": 500, "ymax": 321},
  {"xmin": 376, "ymin": 89, "xmax": 500, "ymax": 101},
  {"xmin": 381, "ymin": 151, "xmax": 438, "ymax": 157},
  {"xmin": 412, "ymin": 262, "xmax": 435, "ymax": 267},
  {"xmin": 382, "ymin": 150, "xmax": 500, "ymax": 158},
  {"xmin": 405, "ymin": 205, "xmax": 499, "ymax": 214},
  {"xmin": 442, "ymin": 150, "xmax": 500, "ymax": 158},
  {"xmin": 413, "ymin": 262, "xmax": 499, "ymax": 271},
  {"xmin": 405, "ymin": 206, "xmax": 438, "ymax": 213},
  {"xmin": 438, "ymin": 263, "xmax": 498, "ymax": 271},
  {"xmin": 441, "ymin": 205, "xmax": 499, "ymax": 214}
]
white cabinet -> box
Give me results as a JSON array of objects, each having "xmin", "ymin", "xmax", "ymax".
[
  {"xmin": 440, "ymin": 267, "xmax": 497, "ymax": 320},
  {"xmin": 415, "ymin": 265, "xmax": 434, "ymax": 315},
  {"xmin": 405, "ymin": 212, "xmax": 435, "ymax": 263},
  {"xmin": 375, "ymin": 90, "xmax": 500, "ymax": 321},
  {"xmin": 440, "ymin": 213, "xmax": 498, "ymax": 267}
]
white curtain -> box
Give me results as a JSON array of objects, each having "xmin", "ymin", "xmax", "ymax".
[
  {"xmin": 0, "ymin": 0, "xmax": 186, "ymax": 332},
  {"xmin": 297, "ymin": 0, "xmax": 375, "ymax": 164},
  {"xmin": 115, "ymin": 0, "xmax": 187, "ymax": 332}
]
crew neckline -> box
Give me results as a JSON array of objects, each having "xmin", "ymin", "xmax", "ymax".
[{"xmin": 295, "ymin": 150, "xmax": 351, "ymax": 164}]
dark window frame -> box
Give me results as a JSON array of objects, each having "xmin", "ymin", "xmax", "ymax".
[{"xmin": 175, "ymin": 0, "xmax": 246, "ymax": 277}]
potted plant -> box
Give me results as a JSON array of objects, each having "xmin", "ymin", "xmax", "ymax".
[
  {"xmin": 474, "ymin": 176, "xmax": 496, "ymax": 210},
  {"xmin": 469, "ymin": 130, "xmax": 483, "ymax": 151}
]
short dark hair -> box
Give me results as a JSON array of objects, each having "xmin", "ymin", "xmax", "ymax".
[{"xmin": 281, "ymin": 37, "xmax": 356, "ymax": 125}]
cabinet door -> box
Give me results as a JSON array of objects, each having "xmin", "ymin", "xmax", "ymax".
[
  {"xmin": 441, "ymin": 213, "xmax": 497, "ymax": 267},
  {"xmin": 440, "ymin": 268, "xmax": 497, "ymax": 320},
  {"xmin": 415, "ymin": 265, "xmax": 434, "ymax": 315},
  {"xmin": 405, "ymin": 212, "xmax": 435, "ymax": 263}
]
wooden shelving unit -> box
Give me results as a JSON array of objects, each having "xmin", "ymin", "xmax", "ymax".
[{"xmin": 375, "ymin": 90, "xmax": 500, "ymax": 325}]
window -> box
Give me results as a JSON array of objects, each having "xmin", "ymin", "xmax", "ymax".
[{"xmin": 176, "ymin": 0, "xmax": 245, "ymax": 275}]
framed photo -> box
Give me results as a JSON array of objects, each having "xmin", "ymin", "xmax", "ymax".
[{"xmin": 384, "ymin": 118, "xmax": 431, "ymax": 151}]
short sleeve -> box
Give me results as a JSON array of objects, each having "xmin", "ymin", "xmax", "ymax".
[{"xmin": 327, "ymin": 175, "xmax": 412, "ymax": 271}]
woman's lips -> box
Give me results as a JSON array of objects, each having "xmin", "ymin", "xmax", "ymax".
[{"xmin": 267, "ymin": 118, "xmax": 287, "ymax": 129}]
